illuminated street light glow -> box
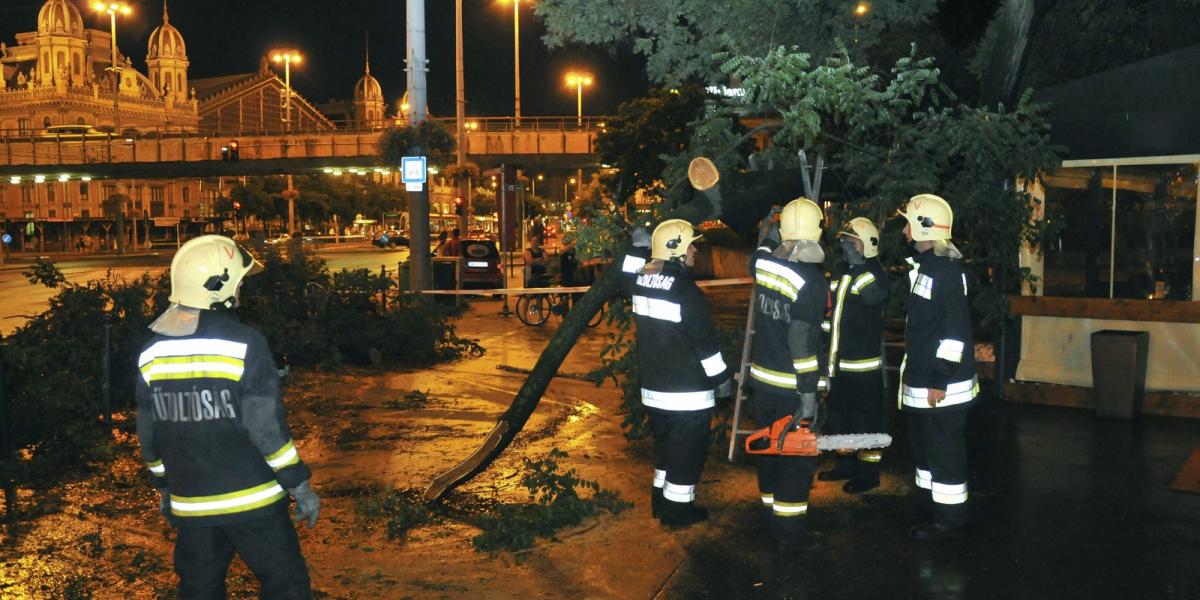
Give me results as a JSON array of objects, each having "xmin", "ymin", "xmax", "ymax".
[
  {"xmin": 9, "ymin": 176, "xmax": 19, "ymax": 184},
  {"xmin": 82, "ymin": 176, "xmax": 92, "ymax": 182},
  {"xmin": 34, "ymin": 175, "xmax": 46, "ymax": 183},
  {"xmin": 564, "ymin": 70, "xmax": 594, "ymax": 126},
  {"xmin": 854, "ymin": 2, "xmax": 870, "ymax": 17},
  {"xmin": 270, "ymin": 49, "xmax": 304, "ymax": 132},
  {"xmin": 92, "ymin": 2, "xmax": 132, "ymax": 16},
  {"xmin": 58, "ymin": 174, "xmax": 70, "ymax": 182}
]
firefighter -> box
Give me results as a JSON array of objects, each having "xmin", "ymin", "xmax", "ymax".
[
  {"xmin": 136, "ymin": 235, "xmax": 319, "ymax": 598},
  {"xmin": 622, "ymin": 219, "xmax": 732, "ymax": 528},
  {"xmin": 898, "ymin": 194, "xmax": 978, "ymax": 542},
  {"xmin": 817, "ymin": 217, "xmax": 890, "ymax": 493},
  {"xmin": 747, "ymin": 198, "xmax": 829, "ymax": 550}
]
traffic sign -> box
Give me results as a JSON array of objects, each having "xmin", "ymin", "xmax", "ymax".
[
  {"xmin": 1, "ymin": 234, "xmax": 10, "ymax": 244},
  {"xmin": 401, "ymin": 156, "xmax": 427, "ymax": 184}
]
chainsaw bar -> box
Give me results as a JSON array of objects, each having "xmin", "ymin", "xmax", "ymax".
[{"xmin": 815, "ymin": 433, "xmax": 892, "ymax": 451}]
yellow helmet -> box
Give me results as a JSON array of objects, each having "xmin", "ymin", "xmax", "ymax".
[
  {"xmin": 169, "ymin": 235, "xmax": 263, "ymax": 310},
  {"xmin": 838, "ymin": 217, "xmax": 881, "ymax": 258},
  {"xmin": 651, "ymin": 219, "xmax": 702, "ymax": 262},
  {"xmin": 900, "ymin": 194, "xmax": 954, "ymax": 241},
  {"xmin": 779, "ymin": 197, "xmax": 823, "ymax": 241}
]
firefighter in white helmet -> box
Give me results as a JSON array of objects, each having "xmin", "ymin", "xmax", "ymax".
[
  {"xmin": 621, "ymin": 219, "xmax": 732, "ymax": 528},
  {"xmin": 898, "ymin": 194, "xmax": 978, "ymax": 542},
  {"xmin": 135, "ymin": 235, "xmax": 318, "ymax": 598},
  {"xmin": 818, "ymin": 216, "xmax": 890, "ymax": 493},
  {"xmin": 746, "ymin": 197, "xmax": 829, "ymax": 550}
]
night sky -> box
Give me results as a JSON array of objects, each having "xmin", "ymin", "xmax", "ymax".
[{"xmin": 0, "ymin": 0, "xmax": 652, "ymax": 118}]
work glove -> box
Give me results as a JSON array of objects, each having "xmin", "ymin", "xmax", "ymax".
[
  {"xmin": 795, "ymin": 391, "xmax": 820, "ymax": 435},
  {"xmin": 158, "ymin": 488, "xmax": 171, "ymax": 519},
  {"xmin": 631, "ymin": 227, "xmax": 651, "ymax": 249},
  {"xmin": 288, "ymin": 481, "xmax": 321, "ymax": 529},
  {"xmin": 715, "ymin": 377, "xmax": 734, "ymax": 400}
]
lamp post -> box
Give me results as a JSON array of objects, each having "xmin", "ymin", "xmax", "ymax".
[
  {"xmin": 503, "ymin": 0, "xmax": 526, "ymax": 124},
  {"xmin": 271, "ymin": 50, "xmax": 303, "ymax": 133},
  {"xmin": 92, "ymin": 3, "xmax": 131, "ymax": 135},
  {"xmin": 564, "ymin": 71, "xmax": 593, "ymax": 127}
]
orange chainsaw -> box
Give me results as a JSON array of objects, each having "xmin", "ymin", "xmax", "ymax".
[{"xmin": 745, "ymin": 414, "xmax": 891, "ymax": 456}]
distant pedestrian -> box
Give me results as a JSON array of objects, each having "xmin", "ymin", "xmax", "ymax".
[
  {"xmin": 440, "ymin": 228, "xmax": 462, "ymax": 258},
  {"xmin": 898, "ymin": 194, "xmax": 978, "ymax": 542},
  {"xmin": 523, "ymin": 234, "xmax": 549, "ymax": 287},
  {"xmin": 136, "ymin": 235, "xmax": 320, "ymax": 597}
]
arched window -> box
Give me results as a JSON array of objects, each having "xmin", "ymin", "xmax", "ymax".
[
  {"xmin": 42, "ymin": 52, "xmax": 50, "ymax": 72},
  {"xmin": 154, "ymin": 72, "xmax": 160, "ymax": 90},
  {"xmin": 43, "ymin": 116, "xmax": 52, "ymax": 129},
  {"xmin": 72, "ymin": 53, "xmax": 80, "ymax": 75},
  {"xmin": 76, "ymin": 116, "xmax": 85, "ymax": 125},
  {"xmin": 176, "ymin": 73, "xmax": 183, "ymax": 95},
  {"xmin": 56, "ymin": 52, "xmax": 65, "ymax": 70}
]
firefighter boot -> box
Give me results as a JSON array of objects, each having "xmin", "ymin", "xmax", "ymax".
[
  {"xmin": 658, "ymin": 501, "xmax": 709, "ymax": 529},
  {"xmin": 773, "ymin": 516, "xmax": 810, "ymax": 552},
  {"xmin": 843, "ymin": 452, "xmax": 882, "ymax": 493},
  {"xmin": 650, "ymin": 485, "xmax": 664, "ymax": 519},
  {"xmin": 817, "ymin": 453, "xmax": 857, "ymax": 482}
]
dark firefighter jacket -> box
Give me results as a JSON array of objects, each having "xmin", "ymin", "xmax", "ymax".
[
  {"xmin": 621, "ymin": 253, "xmax": 730, "ymax": 411},
  {"xmin": 900, "ymin": 250, "xmax": 979, "ymax": 412},
  {"xmin": 136, "ymin": 310, "xmax": 311, "ymax": 527},
  {"xmin": 748, "ymin": 240, "xmax": 829, "ymax": 395},
  {"xmin": 825, "ymin": 260, "xmax": 889, "ymax": 377}
]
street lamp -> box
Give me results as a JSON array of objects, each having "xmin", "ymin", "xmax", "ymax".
[
  {"xmin": 532, "ymin": 173, "xmax": 543, "ymax": 197},
  {"xmin": 92, "ymin": 3, "xmax": 132, "ymax": 135},
  {"xmin": 501, "ymin": 0, "xmax": 530, "ymax": 124},
  {"xmin": 564, "ymin": 71, "xmax": 593, "ymax": 127},
  {"xmin": 271, "ymin": 50, "xmax": 303, "ymax": 132}
]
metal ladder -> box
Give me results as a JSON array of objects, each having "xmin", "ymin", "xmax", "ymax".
[{"xmin": 726, "ymin": 284, "xmax": 761, "ymax": 462}]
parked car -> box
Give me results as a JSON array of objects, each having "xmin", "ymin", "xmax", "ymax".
[
  {"xmin": 372, "ymin": 230, "xmax": 409, "ymax": 248},
  {"xmin": 458, "ymin": 238, "xmax": 505, "ymax": 289}
]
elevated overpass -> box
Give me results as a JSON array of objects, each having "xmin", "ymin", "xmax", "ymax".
[{"xmin": 0, "ymin": 116, "xmax": 606, "ymax": 179}]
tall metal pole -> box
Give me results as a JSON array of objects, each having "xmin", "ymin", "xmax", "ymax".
[
  {"xmin": 406, "ymin": 0, "xmax": 430, "ymax": 291},
  {"xmin": 108, "ymin": 12, "xmax": 122, "ymax": 135},
  {"xmin": 287, "ymin": 174, "xmax": 295, "ymax": 236},
  {"xmin": 576, "ymin": 80, "xmax": 583, "ymax": 127},
  {"xmin": 109, "ymin": 11, "xmax": 125, "ymax": 255},
  {"xmin": 284, "ymin": 59, "xmax": 292, "ymax": 133},
  {"xmin": 512, "ymin": 0, "xmax": 521, "ymax": 124},
  {"xmin": 455, "ymin": 0, "xmax": 469, "ymax": 233}
]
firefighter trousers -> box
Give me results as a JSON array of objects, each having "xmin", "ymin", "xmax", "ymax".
[
  {"xmin": 647, "ymin": 406, "xmax": 712, "ymax": 513},
  {"xmin": 908, "ymin": 408, "xmax": 969, "ymax": 527},
  {"xmin": 174, "ymin": 506, "xmax": 312, "ymax": 600},
  {"xmin": 827, "ymin": 369, "xmax": 885, "ymax": 480},
  {"xmin": 753, "ymin": 389, "xmax": 818, "ymax": 543}
]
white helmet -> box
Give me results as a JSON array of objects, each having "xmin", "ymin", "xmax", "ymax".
[
  {"xmin": 838, "ymin": 217, "xmax": 881, "ymax": 258},
  {"xmin": 169, "ymin": 235, "xmax": 263, "ymax": 310},
  {"xmin": 780, "ymin": 197, "xmax": 823, "ymax": 241},
  {"xmin": 651, "ymin": 219, "xmax": 702, "ymax": 262},
  {"xmin": 900, "ymin": 194, "xmax": 953, "ymax": 241}
]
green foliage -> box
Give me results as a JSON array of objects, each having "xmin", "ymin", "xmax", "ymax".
[
  {"xmin": 353, "ymin": 487, "xmax": 433, "ymax": 541},
  {"xmin": 1, "ymin": 248, "xmax": 482, "ymax": 485},
  {"xmin": 536, "ymin": 0, "xmax": 939, "ymax": 84},
  {"xmin": 597, "ymin": 85, "xmax": 708, "ymax": 200},
  {"xmin": 378, "ymin": 119, "xmax": 456, "ymax": 167},
  {"xmin": 471, "ymin": 449, "xmax": 630, "ymax": 554},
  {"xmin": 726, "ymin": 47, "xmax": 1060, "ymax": 328}
]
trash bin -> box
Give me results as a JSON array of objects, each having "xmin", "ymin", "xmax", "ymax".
[{"xmin": 1090, "ymin": 330, "xmax": 1149, "ymax": 419}]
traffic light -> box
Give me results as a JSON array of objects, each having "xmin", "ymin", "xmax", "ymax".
[
  {"xmin": 454, "ymin": 196, "xmax": 464, "ymax": 216},
  {"xmin": 232, "ymin": 200, "xmax": 242, "ymax": 213},
  {"xmin": 221, "ymin": 141, "xmax": 240, "ymax": 161}
]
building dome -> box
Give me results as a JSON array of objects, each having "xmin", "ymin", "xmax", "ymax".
[
  {"xmin": 355, "ymin": 72, "xmax": 383, "ymax": 102},
  {"xmin": 148, "ymin": 3, "xmax": 187, "ymax": 60},
  {"xmin": 38, "ymin": 0, "xmax": 83, "ymax": 35}
]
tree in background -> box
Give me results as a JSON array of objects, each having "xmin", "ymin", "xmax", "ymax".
[
  {"xmin": 537, "ymin": 0, "xmax": 940, "ymax": 84},
  {"xmin": 596, "ymin": 84, "xmax": 708, "ymax": 202}
]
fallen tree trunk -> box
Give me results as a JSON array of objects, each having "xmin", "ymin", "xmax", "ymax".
[{"xmin": 422, "ymin": 168, "xmax": 808, "ymax": 503}]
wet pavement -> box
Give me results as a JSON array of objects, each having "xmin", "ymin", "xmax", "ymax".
[{"xmin": 1, "ymin": 291, "xmax": 1198, "ymax": 599}]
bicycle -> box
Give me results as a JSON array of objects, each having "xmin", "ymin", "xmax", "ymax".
[{"xmin": 515, "ymin": 284, "xmax": 605, "ymax": 327}]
